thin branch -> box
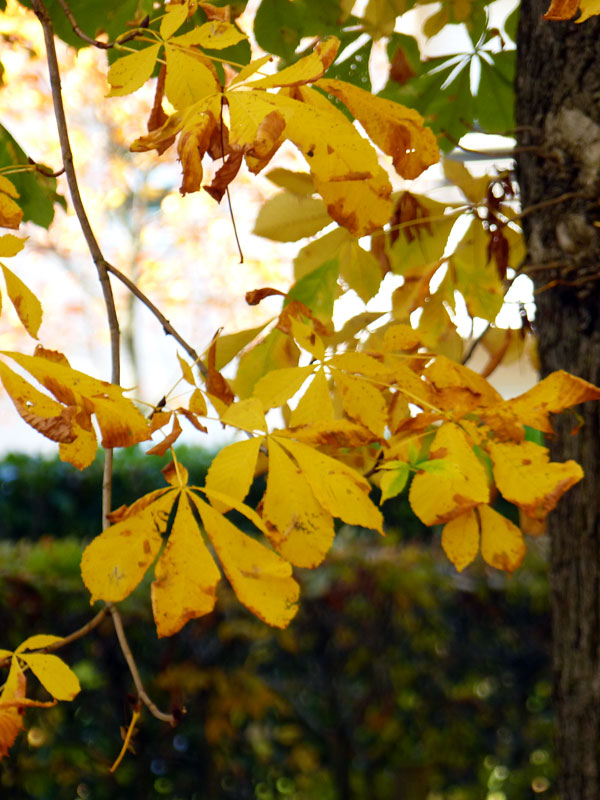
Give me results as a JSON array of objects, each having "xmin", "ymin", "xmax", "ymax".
[
  {"xmin": 32, "ymin": 0, "xmax": 120, "ymax": 526},
  {"xmin": 54, "ymin": 0, "xmax": 148, "ymax": 50},
  {"xmin": 29, "ymin": 159, "xmax": 65, "ymax": 178},
  {"xmin": 462, "ymin": 323, "xmax": 491, "ymax": 365},
  {"xmin": 0, "ymin": 607, "xmax": 109, "ymax": 670},
  {"xmin": 104, "ymin": 261, "xmax": 208, "ymax": 378},
  {"xmin": 518, "ymin": 190, "xmax": 595, "ymax": 220},
  {"xmin": 108, "ymin": 604, "xmax": 177, "ymax": 725}
]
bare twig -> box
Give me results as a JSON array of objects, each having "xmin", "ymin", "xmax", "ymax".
[
  {"xmin": 0, "ymin": 608, "xmax": 109, "ymax": 669},
  {"xmin": 104, "ymin": 261, "xmax": 208, "ymax": 378},
  {"xmin": 54, "ymin": 0, "xmax": 147, "ymax": 50},
  {"xmin": 462, "ymin": 323, "xmax": 491, "ymax": 365},
  {"xmin": 108, "ymin": 605, "xmax": 177, "ymax": 725},
  {"xmin": 32, "ymin": 0, "xmax": 120, "ymax": 526},
  {"xmin": 518, "ymin": 191, "xmax": 595, "ymax": 220}
]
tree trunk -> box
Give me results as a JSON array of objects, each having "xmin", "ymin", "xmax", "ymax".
[{"xmin": 516, "ymin": 5, "xmax": 600, "ymax": 797}]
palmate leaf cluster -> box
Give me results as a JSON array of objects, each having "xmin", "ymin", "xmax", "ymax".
[{"xmin": 1, "ymin": 0, "xmax": 599, "ymax": 769}]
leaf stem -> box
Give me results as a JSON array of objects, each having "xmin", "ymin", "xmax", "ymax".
[
  {"xmin": 53, "ymin": 0, "xmax": 147, "ymax": 50},
  {"xmin": 0, "ymin": 607, "xmax": 110, "ymax": 669},
  {"xmin": 108, "ymin": 604, "xmax": 177, "ymax": 725}
]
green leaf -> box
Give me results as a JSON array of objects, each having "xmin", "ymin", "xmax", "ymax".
[
  {"xmin": 379, "ymin": 461, "xmax": 410, "ymax": 503},
  {"xmin": 327, "ymin": 40, "xmax": 372, "ymax": 91},
  {"xmin": 287, "ymin": 259, "xmax": 339, "ymax": 324},
  {"xmin": 475, "ymin": 52, "xmax": 516, "ymax": 134},
  {"xmin": 254, "ymin": 0, "xmax": 305, "ymax": 61},
  {"xmin": 0, "ymin": 125, "xmax": 65, "ymax": 229},
  {"xmin": 253, "ymin": 193, "xmax": 332, "ymax": 242}
]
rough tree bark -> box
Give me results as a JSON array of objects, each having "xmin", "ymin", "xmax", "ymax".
[{"xmin": 516, "ymin": 5, "xmax": 600, "ymax": 797}]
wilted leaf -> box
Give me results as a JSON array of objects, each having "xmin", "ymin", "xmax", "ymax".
[{"xmin": 315, "ymin": 78, "xmax": 439, "ymax": 179}]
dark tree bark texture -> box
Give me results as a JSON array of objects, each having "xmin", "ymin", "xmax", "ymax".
[{"xmin": 516, "ymin": 5, "xmax": 600, "ymax": 798}]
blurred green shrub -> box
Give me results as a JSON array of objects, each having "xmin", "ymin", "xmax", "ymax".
[{"xmin": 0, "ymin": 450, "xmax": 554, "ymax": 800}]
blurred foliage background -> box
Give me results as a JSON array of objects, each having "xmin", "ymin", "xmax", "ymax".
[{"xmin": 0, "ymin": 447, "xmax": 554, "ymax": 800}]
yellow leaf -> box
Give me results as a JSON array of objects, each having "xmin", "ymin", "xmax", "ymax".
[
  {"xmin": 212, "ymin": 321, "xmax": 271, "ymax": 370},
  {"xmin": 288, "ymin": 316, "xmax": 325, "ymax": 361},
  {"xmin": 2, "ymin": 351, "xmax": 150, "ymax": 448},
  {"xmin": 489, "ymin": 440, "xmax": 583, "ymax": 520},
  {"xmin": 18, "ymin": 654, "xmax": 80, "ymax": 702},
  {"xmin": 262, "ymin": 439, "xmax": 335, "ymax": 567},
  {"xmin": 245, "ymin": 37, "xmax": 339, "ymax": 89},
  {"xmin": 177, "ymin": 352, "xmax": 196, "ymax": 385},
  {"xmin": 0, "ymin": 361, "xmax": 76, "ymax": 443},
  {"xmin": 90, "ymin": 394, "xmax": 150, "ymax": 449},
  {"xmin": 0, "ymin": 234, "xmax": 26, "ymax": 257},
  {"xmin": 189, "ymin": 388, "xmax": 207, "ymax": 415},
  {"xmin": 107, "ymin": 44, "xmax": 161, "ymax": 97},
  {"xmin": 442, "ymin": 158, "xmax": 489, "ymax": 204},
  {"xmin": 16, "ymin": 634, "xmax": 63, "ymax": 652},
  {"xmin": 506, "ymin": 370, "xmax": 600, "ymax": 433},
  {"xmin": 441, "ymin": 509, "xmax": 480, "ymax": 572},
  {"xmin": 451, "ymin": 219, "xmax": 504, "ymax": 321},
  {"xmin": 266, "ymin": 168, "xmax": 315, "ymax": 196},
  {"xmin": 233, "ymin": 329, "xmax": 300, "ymax": 399},
  {"xmin": 289, "ymin": 368, "xmax": 334, "ymax": 427},
  {"xmin": 0, "ymin": 176, "xmax": 19, "ymax": 199},
  {"xmin": 1, "ymin": 264, "xmax": 42, "ymax": 338},
  {"xmin": 338, "ymin": 239, "xmax": 383, "ymax": 303},
  {"xmin": 220, "ymin": 397, "xmax": 267, "ymax": 432},
  {"xmin": 294, "ymin": 227, "xmax": 349, "ymax": 279},
  {"xmin": 478, "ymin": 504, "xmax": 526, "ymax": 573},
  {"xmin": 160, "ymin": 2, "xmax": 189, "ymax": 39},
  {"xmin": 253, "ymin": 192, "xmax": 332, "ymax": 241},
  {"xmin": 388, "ymin": 193, "xmax": 456, "ymax": 276},
  {"xmin": 174, "ymin": 19, "xmax": 247, "ymax": 49},
  {"xmin": 228, "ymin": 54, "xmax": 272, "ymax": 87},
  {"xmin": 577, "ymin": 0, "xmax": 600, "ymax": 19},
  {"xmin": 0, "ymin": 192, "xmax": 23, "ymax": 230},
  {"xmin": 327, "ymin": 351, "xmax": 395, "ymax": 381},
  {"xmin": 383, "ymin": 324, "xmax": 422, "ymax": 352},
  {"xmin": 58, "ymin": 413, "xmax": 97, "ymax": 470},
  {"xmin": 164, "ymin": 44, "xmax": 220, "ymax": 109},
  {"xmin": 275, "ymin": 436, "xmax": 383, "ymax": 532},
  {"xmin": 253, "ymin": 365, "xmax": 314, "ymax": 411},
  {"xmin": 425, "ymin": 354, "xmax": 502, "ymax": 412},
  {"xmin": 151, "ymin": 493, "xmax": 221, "ymax": 637},
  {"xmin": 81, "ymin": 494, "xmax": 173, "ymax": 603},
  {"xmin": 331, "ymin": 370, "xmax": 387, "ymax": 436},
  {"xmin": 193, "ymin": 495, "xmax": 299, "ymax": 627},
  {"xmin": 315, "ymin": 78, "xmax": 439, "ymax": 179},
  {"xmin": 409, "ymin": 423, "xmax": 489, "ymax": 525},
  {"xmin": 284, "ymin": 87, "xmax": 392, "ymax": 235},
  {"xmin": 277, "ymin": 418, "xmax": 378, "ymax": 448},
  {"xmin": 205, "ymin": 437, "xmax": 262, "ymax": 512}
]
